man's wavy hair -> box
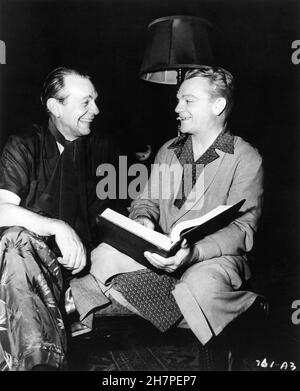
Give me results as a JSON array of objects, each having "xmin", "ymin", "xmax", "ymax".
[
  {"xmin": 40, "ymin": 67, "xmax": 90, "ymax": 110},
  {"xmin": 184, "ymin": 66, "xmax": 235, "ymax": 119}
]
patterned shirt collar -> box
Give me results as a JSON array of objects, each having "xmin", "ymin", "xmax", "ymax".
[{"xmin": 168, "ymin": 129, "xmax": 234, "ymax": 157}]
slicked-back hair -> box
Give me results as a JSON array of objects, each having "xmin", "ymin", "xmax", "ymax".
[
  {"xmin": 184, "ymin": 66, "xmax": 235, "ymax": 119},
  {"xmin": 40, "ymin": 67, "xmax": 90, "ymax": 110}
]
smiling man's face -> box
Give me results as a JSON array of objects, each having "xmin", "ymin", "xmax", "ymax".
[
  {"xmin": 175, "ymin": 76, "xmax": 217, "ymax": 135},
  {"xmin": 55, "ymin": 74, "xmax": 99, "ymax": 140}
]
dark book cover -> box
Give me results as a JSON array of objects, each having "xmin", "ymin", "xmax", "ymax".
[
  {"xmin": 96, "ymin": 216, "xmax": 170, "ymax": 267},
  {"xmin": 96, "ymin": 199, "xmax": 245, "ymax": 267}
]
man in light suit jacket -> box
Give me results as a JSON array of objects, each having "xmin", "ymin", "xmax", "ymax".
[{"xmin": 90, "ymin": 66, "xmax": 265, "ymax": 360}]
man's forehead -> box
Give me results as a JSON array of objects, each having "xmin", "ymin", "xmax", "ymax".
[
  {"xmin": 63, "ymin": 74, "xmax": 97, "ymax": 97},
  {"xmin": 178, "ymin": 76, "xmax": 211, "ymax": 96}
]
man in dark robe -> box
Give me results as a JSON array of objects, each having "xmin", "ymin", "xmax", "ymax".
[{"xmin": 0, "ymin": 67, "xmax": 116, "ymax": 370}]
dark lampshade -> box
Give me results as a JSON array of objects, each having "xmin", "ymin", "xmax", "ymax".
[{"xmin": 140, "ymin": 15, "xmax": 218, "ymax": 85}]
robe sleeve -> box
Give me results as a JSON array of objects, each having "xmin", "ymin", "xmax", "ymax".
[{"xmin": 0, "ymin": 136, "xmax": 32, "ymax": 200}]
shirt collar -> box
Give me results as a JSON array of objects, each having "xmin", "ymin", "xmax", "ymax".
[{"xmin": 168, "ymin": 129, "xmax": 234, "ymax": 155}]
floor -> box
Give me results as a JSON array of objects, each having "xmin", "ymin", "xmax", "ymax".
[{"xmin": 67, "ymin": 275, "xmax": 300, "ymax": 372}]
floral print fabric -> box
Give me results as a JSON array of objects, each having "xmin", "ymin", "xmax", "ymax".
[{"xmin": 0, "ymin": 226, "xmax": 67, "ymax": 371}]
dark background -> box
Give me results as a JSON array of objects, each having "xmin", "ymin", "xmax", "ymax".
[{"xmin": 0, "ymin": 0, "xmax": 300, "ymax": 318}]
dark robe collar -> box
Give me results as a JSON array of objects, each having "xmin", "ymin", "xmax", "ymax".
[
  {"xmin": 42, "ymin": 119, "xmax": 61, "ymax": 159},
  {"xmin": 48, "ymin": 118, "xmax": 69, "ymax": 146},
  {"xmin": 43, "ymin": 118, "xmax": 79, "ymax": 158}
]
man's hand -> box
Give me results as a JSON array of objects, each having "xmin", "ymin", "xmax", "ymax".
[
  {"xmin": 134, "ymin": 216, "xmax": 155, "ymax": 230},
  {"xmin": 53, "ymin": 220, "xmax": 86, "ymax": 275},
  {"xmin": 144, "ymin": 239, "xmax": 200, "ymax": 273},
  {"xmin": 0, "ymin": 198, "xmax": 86, "ymax": 275}
]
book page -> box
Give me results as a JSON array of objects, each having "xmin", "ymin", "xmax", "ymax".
[
  {"xmin": 101, "ymin": 208, "xmax": 173, "ymax": 251},
  {"xmin": 170, "ymin": 204, "xmax": 231, "ymax": 243}
]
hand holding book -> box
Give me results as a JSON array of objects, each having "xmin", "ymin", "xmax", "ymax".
[
  {"xmin": 144, "ymin": 238, "xmax": 201, "ymax": 273},
  {"xmin": 133, "ymin": 216, "xmax": 197, "ymax": 273},
  {"xmin": 96, "ymin": 199, "xmax": 245, "ymax": 268}
]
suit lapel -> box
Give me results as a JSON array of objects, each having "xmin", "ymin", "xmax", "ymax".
[{"xmin": 172, "ymin": 150, "xmax": 227, "ymax": 224}]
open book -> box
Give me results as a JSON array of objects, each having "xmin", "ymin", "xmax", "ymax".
[{"xmin": 96, "ymin": 199, "xmax": 245, "ymax": 267}]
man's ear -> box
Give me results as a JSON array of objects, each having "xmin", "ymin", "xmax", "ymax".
[
  {"xmin": 46, "ymin": 98, "xmax": 61, "ymax": 117},
  {"xmin": 212, "ymin": 97, "xmax": 226, "ymax": 116}
]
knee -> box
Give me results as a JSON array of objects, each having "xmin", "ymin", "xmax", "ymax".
[
  {"xmin": 180, "ymin": 262, "xmax": 228, "ymax": 293},
  {"xmin": 0, "ymin": 227, "xmax": 52, "ymax": 282},
  {"xmin": 0, "ymin": 226, "xmax": 35, "ymax": 246},
  {"xmin": 0, "ymin": 227, "xmax": 44, "ymax": 263}
]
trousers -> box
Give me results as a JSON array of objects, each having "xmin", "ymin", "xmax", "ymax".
[
  {"xmin": 90, "ymin": 243, "xmax": 259, "ymax": 345},
  {"xmin": 0, "ymin": 226, "xmax": 67, "ymax": 371}
]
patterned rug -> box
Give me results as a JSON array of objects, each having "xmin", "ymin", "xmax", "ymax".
[
  {"xmin": 68, "ymin": 315, "xmax": 201, "ymax": 371},
  {"xmin": 68, "ymin": 306, "xmax": 300, "ymax": 372}
]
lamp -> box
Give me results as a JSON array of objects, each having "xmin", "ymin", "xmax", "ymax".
[{"xmin": 139, "ymin": 15, "xmax": 218, "ymax": 85}]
